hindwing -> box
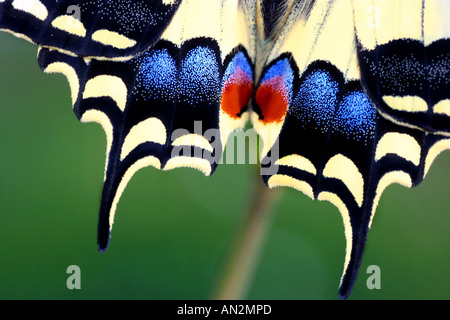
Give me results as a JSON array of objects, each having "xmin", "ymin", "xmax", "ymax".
[
  {"xmin": 253, "ymin": 0, "xmax": 450, "ymax": 299},
  {"xmin": 37, "ymin": 0, "xmax": 256, "ymax": 251}
]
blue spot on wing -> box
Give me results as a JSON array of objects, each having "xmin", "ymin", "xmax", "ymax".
[
  {"xmin": 334, "ymin": 91, "xmax": 376, "ymax": 143},
  {"xmin": 289, "ymin": 69, "xmax": 339, "ymax": 132},
  {"xmin": 130, "ymin": 44, "xmax": 222, "ymax": 106},
  {"xmin": 179, "ymin": 46, "xmax": 220, "ymax": 106},
  {"xmin": 287, "ymin": 67, "xmax": 376, "ymax": 143},
  {"xmin": 136, "ymin": 49, "xmax": 177, "ymax": 101}
]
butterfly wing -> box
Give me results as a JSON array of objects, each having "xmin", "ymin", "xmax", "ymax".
[
  {"xmin": 36, "ymin": 0, "xmax": 256, "ymax": 251},
  {"xmin": 0, "ymin": 0, "xmax": 181, "ymax": 59},
  {"xmin": 252, "ymin": 0, "xmax": 450, "ymax": 299}
]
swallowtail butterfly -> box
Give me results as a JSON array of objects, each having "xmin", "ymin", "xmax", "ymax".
[{"xmin": 0, "ymin": 0, "xmax": 448, "ymax": 299}]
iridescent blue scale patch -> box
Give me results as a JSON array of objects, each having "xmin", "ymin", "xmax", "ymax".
[
  {"xmin": 179, "ymin": 46, "xmax": 221, "ymax": 106},
  {"xmin": 288, "ymin": 67, "xmax": 376, "ymax": 143},
  {"xmin": 131, "ymin": 44, "xmax": 221, "ymax": 106},
  {"xmin": 289, "ymin": 69, "xmax": 338, "ymax": 133},
  {"xmin": 135, "ymin": 49, "xmax": 177, "ymax": 101}
]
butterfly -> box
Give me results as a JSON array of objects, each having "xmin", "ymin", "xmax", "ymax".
[{"xmin": 0, "ymin": 0, "xmax": 448, "ymax": 299}]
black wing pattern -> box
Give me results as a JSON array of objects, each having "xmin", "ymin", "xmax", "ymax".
[{"xmin": 0, "ymin": 0, "xmax": 449, "ymax": 299}]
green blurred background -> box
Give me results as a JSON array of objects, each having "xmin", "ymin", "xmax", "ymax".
[{"xmin": 0, "ymin": 33, "xmax": 448, "ymax": 300}]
